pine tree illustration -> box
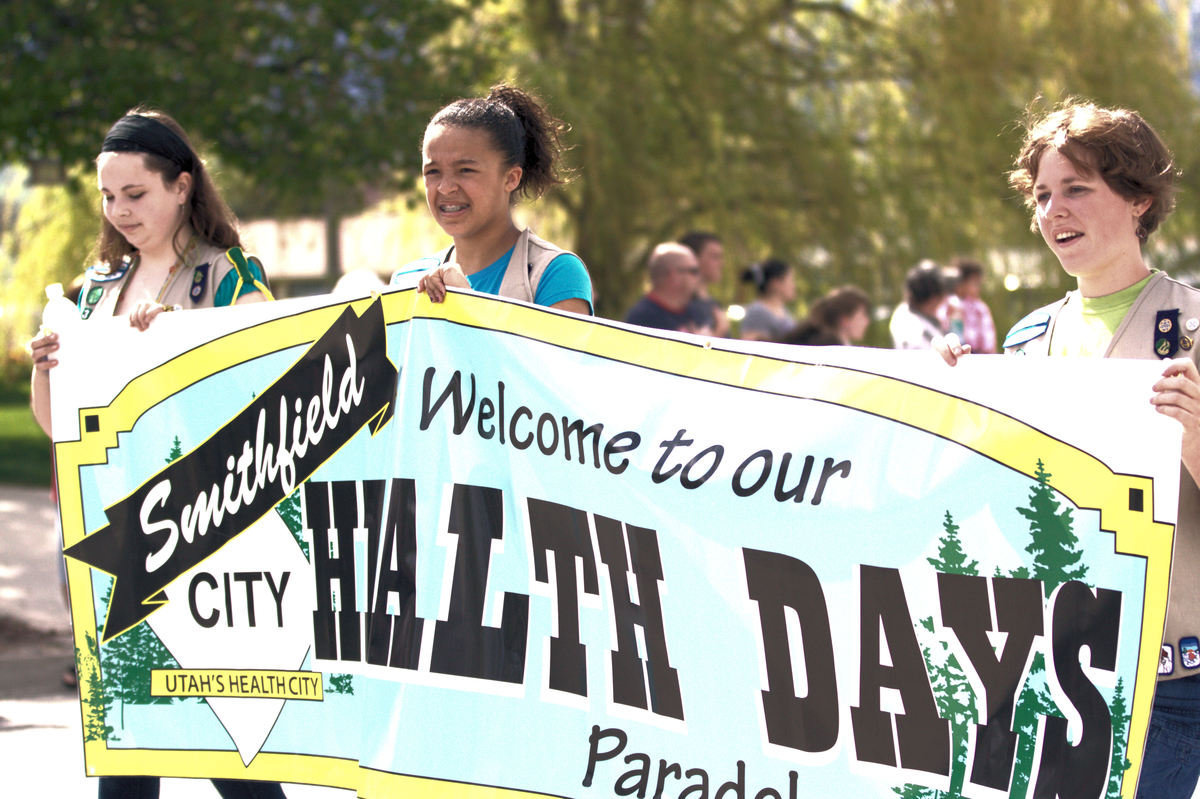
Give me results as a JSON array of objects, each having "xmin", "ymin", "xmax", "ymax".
[
  {"xmin": 894, "ymin": 511, "xmax": 980, "ymax": 797},
  {"xmin": 1009, "ymin": 458, "xmax": 1090, "ymax": 797},
  {"xmin": 79, "ymin": 631, "xmax": 114, "ymax": 742},
  {"xmin": 99, "ymin": 582, "xmax": 180, "ymax": 728},
  {"xmin": 1106, "ymin": 678, "xmax": 1132, "ymax": 799},
  {"xmin": 165, "ymin": 435, "xmax": 183, "ymax": 464},
  {"xmin": 1018, "ymin": 459, "xmax": 1088, "ymax": 597},
  {"xmin": 928, "ymin": 511, "xmax": 979, "ymax": 576}
]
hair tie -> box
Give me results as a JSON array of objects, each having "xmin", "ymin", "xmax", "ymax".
[{"xmin": 101, "ymin": 114, "xmax": 197, "ymax": 173}]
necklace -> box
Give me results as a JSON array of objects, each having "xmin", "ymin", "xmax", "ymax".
[{"xmin": 157, "ymin": 236, "xmax": 198, "ymax": 304}]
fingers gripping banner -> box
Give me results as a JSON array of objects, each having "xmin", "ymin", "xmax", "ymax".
[{"xmin": 51, "ymin": 288, "xmax": 1181, "ymax": 798}]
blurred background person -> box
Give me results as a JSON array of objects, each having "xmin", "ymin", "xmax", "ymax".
[
  {"xmin": 679, "ymin": 230, "xmax": 729, "ymax": 337},
  {"xmin": 889, "ymin": 260, "xmax": 946, "ymax": 349},
  {"xmin": 786, "ymin": 285, "xmax": 872, "ymax": 346},
  {"xmin": 625, "ymin": 242, "xmax": 710, "ymax": 333},
  {"xmin": 739, "ymin": 257, "xmax": 796, "ymax": 341},
  {"xmin": 938, "ymin": 257, "xmax": 997, "ymax": 353}
]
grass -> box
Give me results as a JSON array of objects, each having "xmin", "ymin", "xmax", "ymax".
[{"xmin": 0, "ymin": 380, "xmax": 52, "ymax": 486}]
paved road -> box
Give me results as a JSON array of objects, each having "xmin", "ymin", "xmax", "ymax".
[{"xmin": 0, "ymin": 484, "xmax": 351, "ymax": 798}]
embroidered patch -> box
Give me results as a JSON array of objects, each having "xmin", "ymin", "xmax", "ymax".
[
  {"xmin": 190, "ymin": 263, "xmax": 210, "ymax": 302},
  {"xmin": 1155, "ymin": 309, "xmax": 1180, "ymax": 359},
  {"xmin": 87, "ymin": 259, "xmax": 132, "ymax": 283},
  {"xmin": 1160, "ymin": 644, "xmax": 1175, "ymax": 675},
  {"xmin": 1182, "ymin": 637, "xmax": 1200, "ymax": 670},
  {"xmin": 85, "ymin": 286, "xmax": 103, "ymax": 306},
  {"xmin": 1002, "ymin": 309, "xmax": 1052, "ymax": 350}
]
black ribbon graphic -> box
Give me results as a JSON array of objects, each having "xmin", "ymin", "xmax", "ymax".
[{"xmin": 66, "ymin": 298, "xmax": 397, "ymax": 642}]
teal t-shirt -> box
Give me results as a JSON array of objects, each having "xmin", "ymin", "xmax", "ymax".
[{"xmin": 390, "ymin": 246, "xmax": 593, "ymax": 312}]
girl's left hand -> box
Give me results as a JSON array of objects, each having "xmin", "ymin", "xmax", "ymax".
[
  {"xmin": 128, "ymin": 301, "xmax": 173, "ymax": 331},
  {"xmin": 417, "ymin": 265, "xmax": 470, "ymax": 303},
  {"xmin": 1152, "ymin": 357, "xmax": 1200, "ymax": 483}
]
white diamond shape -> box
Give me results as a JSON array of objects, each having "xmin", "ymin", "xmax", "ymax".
[{"xmin": 148, "ymin": 510, "xmax": 316, "ymax": 765}]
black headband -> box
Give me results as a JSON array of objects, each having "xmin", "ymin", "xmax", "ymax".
[{"xmin": 101, "ymin": 114, "xmax": 197, "ymax": 173}]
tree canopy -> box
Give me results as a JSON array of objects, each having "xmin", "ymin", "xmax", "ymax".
[
  {"xmin": 2, "ymin": 0, "xmax": 1198, "ymax": 329},
  {"xmin": 490, "ymin": 0, "xmax": 1200, "ymax": 319},
  {"xmin": 0, "ymin": 0, "xmax": 479, "ymax": 217}
]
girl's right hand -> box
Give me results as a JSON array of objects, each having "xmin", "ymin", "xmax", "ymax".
[{"xmin": 30, "ymin": 331, "xmax": 59, "ymax": 373}]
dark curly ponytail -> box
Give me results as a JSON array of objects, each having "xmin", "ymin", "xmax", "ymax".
[{"xmin": 427, "ymin": 84, "xmax": 569, "ymax": 201}]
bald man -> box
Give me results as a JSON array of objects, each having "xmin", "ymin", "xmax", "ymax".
[{"xmin": 624, "ymin": 243, "xmax": 712, "ymax": 333}]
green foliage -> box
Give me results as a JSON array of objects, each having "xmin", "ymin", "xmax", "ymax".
[
  {"xmin": 0, "ymin": 393, "xmax": 51, "ymax": 485},
  {"xmin": 0, "ymin": 1, "xmax": 481, "ymax": 219},
  {"xmin": 0, "ymin": 166, "xmax": 96, "ymax": 374},
  {"xmin": 486, "ymin": 0, "xmax": 1200, "ymax": 319}
]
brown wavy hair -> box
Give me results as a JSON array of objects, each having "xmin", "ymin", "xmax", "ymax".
[{"xmin": 1008, "ymin": 99, "xmax": 1177, "ymax": 242}]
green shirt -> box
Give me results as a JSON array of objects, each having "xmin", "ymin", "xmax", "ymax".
[{"xmin": 1048, "ymin": 273, "xmax": 1154, "ymax": 358}]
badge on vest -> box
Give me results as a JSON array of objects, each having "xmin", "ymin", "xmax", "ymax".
[
  {"xmin": 1002, "ymin": 309, "xmax": 1052, "ymax": 351},
  {"xmin": 190, "ymin": 263, "xmax": 210, "ymax": 302},
  {"xmin": 81, "ymin": 285, "xmax": 104, "ymax": 320},
  {"xmin": 1155, "ymin": 309, "xmax": 1180, "ymax": 358},
  {"xmin": 1182, "ymin": 637, "xmax": 1200, "ymax": 670},
  {"xmin": 1160, "ymin": 644, "xmax": 1175, "ymax": 675},
  {"xmin": 86, "ymin": 259, "xmax": 132, "ymax": 283}
]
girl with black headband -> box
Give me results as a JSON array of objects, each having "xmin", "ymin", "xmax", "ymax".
[
  {"xmin": 30, "ymin": 107, "xmax": 271, "ymax": 438},
  {"xmin": 389, "ymin": 85, "xmax": 593, "ymax": 314},
  {"xmin": 27, "ymin": 108, "xmax": 283, "ymax": 799}
]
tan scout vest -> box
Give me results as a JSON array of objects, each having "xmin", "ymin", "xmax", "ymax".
[
  {"xmin": 495, "ymin": 228, "xmax": 568, "ymax": 303},
  {"xmin": 79, "ymin": 243, "xmax": 264, "ymax": 320},
  {"xmin": 397, "ymin": 227, "xmax": 570, "ymax": 303},
  {"xmin": 1007, "ymin": 271, "xmax": 1200, "ymax": 680}
]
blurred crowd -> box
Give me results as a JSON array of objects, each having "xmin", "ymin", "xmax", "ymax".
[{"xmin": 620, "ymin": 230, "xmax": 997, "ymax": 354}]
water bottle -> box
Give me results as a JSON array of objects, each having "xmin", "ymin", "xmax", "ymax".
[
  {"xmin": 41, "ymin": 282, "xmax": 79, "ymax": 336},
  {"xmin": 41, "ymin": 283, "xmax": 78, "ymax": 390}
]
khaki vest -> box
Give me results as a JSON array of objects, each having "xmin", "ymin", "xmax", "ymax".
[
  {"xmin": 79, "ymin": 243, "xmax": 263, "ymax": 319},
  {"xmin": 1009, "ymin": 271, "xmax": 1200, "ymax": 679},
  {"xmin": 411, "ymin": 228, "xmax": 569, "ymax": 303}
]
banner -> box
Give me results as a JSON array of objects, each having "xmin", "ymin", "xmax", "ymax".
[{"xmin": 51, "ymin": 288, "xmax": 1181, "ymax": 798}]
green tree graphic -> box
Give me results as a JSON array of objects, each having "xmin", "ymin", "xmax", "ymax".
[
  {"xmin": 1018, "ymin": 459, "xmax": 1087, "ymax": 598},
  {"xmin": 78, "ymin": 630, "xmax": 114, "ymax": 742},
  {"xmin": 928, "ymin": 511, "xmax": 979, "ymax": 577},
  {"xmin": 1107, "ymin": 678, "xmax": 1132, "ymax": 799},
  {"xmin": 1009, "ymin": 459, "xmax": 1093, "ymax": 798},
  {"xmin": 98, "ymin": 582, "xmax": 180, "ymax": 728},
  {"xmin": 895, "ymin": 511, "xmax": 980, "ymax": 798},
  {"xmin": 275, "ymin": 487, "xmax": 309, "ymax": 561},
  {"xmin": 326, "ymin": 673, "xmax": 354, "ymax": 695},
  {"xmin": 165, "ymin": 435, "xmax": 183, "ymax": 463}
]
